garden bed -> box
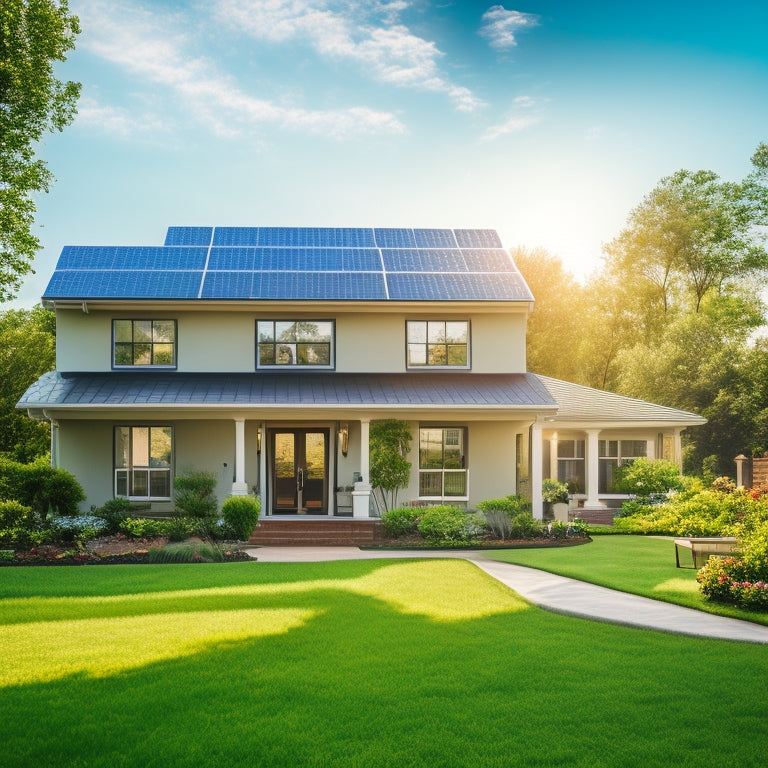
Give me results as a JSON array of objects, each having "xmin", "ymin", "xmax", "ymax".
[
  {"xmin": 1, "ymin": 535, "xmax": 252, "ymax": 566},
  {"xmin": 366, "ymin": 535, "xmax": 591, "ymax": 550}
]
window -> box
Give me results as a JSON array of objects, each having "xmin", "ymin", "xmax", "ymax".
[
  {"xmin": 599, "ymin": 439, "xmax": 647, "ymax": 493},
  {"xmin": 557, "ymin": 440, "xmax": 585, "ymax": 493},
  {"xmin": 419, "ymin": 427, "xmax": 467, "ymax": 499},
  {"xmin": 114, "ymin": 426, "xmax": 173, "ymax": 500},
  {"xmin": 113, "ymin": 320, "xmax": 176, "ymax": 368},
  {"xmin": 407, "ymin": 321, "xmax": 469, "ymax": 368},
  {"xmin": 257, "ymin": 320, "xmax": 334, "ymax": 368}
]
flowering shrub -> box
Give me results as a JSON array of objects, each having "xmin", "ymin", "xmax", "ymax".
[
  {"xmin": 50, "ymin": 514, "xmax": 107, "ymax": 543},
  {"xmin": 612, "ymin": 458, "xmax": 685, "ymax": 497}
]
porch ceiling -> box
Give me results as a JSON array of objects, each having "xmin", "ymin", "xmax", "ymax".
[{"xmin": 18, "ymin": 371, "xmax": 558, "ymax": 412}]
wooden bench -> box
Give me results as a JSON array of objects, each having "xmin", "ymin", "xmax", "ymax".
[{"xmin": 674, "ymin": 537, "xmax": 739, "ymax": 569}]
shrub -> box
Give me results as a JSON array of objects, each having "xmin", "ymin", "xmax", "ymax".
[
  {"xmin": 0, "ymin": 526, "xmax": 55, "ymax": 549},
  {"xmin": 611, "ymin": 458, "xmax": 684, "ymax": 498},
  {"xmin": 0, "ymin": 500, "xmax": 37, "ymax": 529},
  {"xmin": 94, "ymin": 497, "xmax": 133, "ymax": 534},
  {"xmin": 417, "ymin": 506, "xmax": 484, "ymax": 544},
  {"xmin": 147, "ymin": 541, "xmax": 224, "ymax": 564},
  {"xmin": 119, "ymin": 516, "xmax": 199, "ymax": 539},
  {"xmin": 221, "ymin": 495, "xmax": 261, "ymax": 540},
  {"xmin": 380, "ymin": 506, "xmax": 421, "ymax": 537},
  {"xmin": 0, "ymin": 457, "xmax": 85, "ymax": 517},
  {"xmin": 477, "ymin": 495, "xmax": 529, "ymax": 515},
  {"xmin": 174, "ymin": 471, "xmax": 218, "ymax": 519},
  {"xmin": 509, "ymin": 513, "xmax": 542, "ymax": 540}
]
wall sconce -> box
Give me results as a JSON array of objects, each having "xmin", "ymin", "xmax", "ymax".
[
  {"xmin": 339, "ymin": 423, "xmax": 349, "ymax": 457},
  {"xmin": 256, "ymin": 428, "xmax": 262, "ymax": 454}
]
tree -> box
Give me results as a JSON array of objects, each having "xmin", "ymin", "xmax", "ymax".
[
  {"xmin": 604, "ymin": 150, "xmax": 768, "ymax": 315},
  {"xmin": 510, "ymin": 247, "xmax": 587, "ymax": 382},
  {"xmin": 0, "ymin": 0, "xmax": 80, "ymax": 301},
  {"xmin": 369, "ymin": 419, "xmax": 412, "ymax": 515},
  {"xmin": 0, "ymin": 305, "xmax": 55, "ymax": 461}
]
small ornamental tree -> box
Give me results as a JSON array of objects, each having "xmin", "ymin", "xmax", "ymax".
[{"xmin": 369, "ymin": 419, "xmax": 412, "ymax": 515}]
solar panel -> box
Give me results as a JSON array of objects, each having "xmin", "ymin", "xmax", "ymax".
[
  {"xmin": 381, "ymin": 249, "xmax": 467, "ymax": 272},
  {"xmin": 454, "ymin": 229, "xmax": 503, "ymax": 248},
  {"xmin": 44, "ymin": 226, "xmax": 526, "ymax": 303},
  {"xmin": 374, "ymin": 228, "xmax": 417, "ymax": 248},
  {"xmin": 44, "ymin": 270, "xmax": 203, "ymax": 299},
  {"xmin": 58, "ymin": 246, "xmax": 208, "ymax": 271},
  {"xmin": 386, "ymin": 272, "xmax": 530, "ymax": 301},
  {"xmin": 413, "ymin": 229, "xmax": 457, "ymax": 248},
  {"xmin": 200, "ymin": 271, "xmax": 254, "ymax": 299},
  {"xmin": 460, "ymin": 249, "xmax": 516, "ymax": 272},
  {"xmin": 164, "ymin": 227, "xmax": 213, "ymax": 246}
]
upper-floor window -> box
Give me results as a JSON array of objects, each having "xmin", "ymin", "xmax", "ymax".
[
  {"xmin": 406, "ymin": 321, "xmax": 469, "ymax": 368},
  {"xmin": 113, "ymin": 320, "xmax": 176, "ymax": 368},
  {"xmin": 257, "ymin": 320, "xmax": 334, "ymax": 368}
]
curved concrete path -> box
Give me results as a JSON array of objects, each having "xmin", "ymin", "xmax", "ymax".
[{"xmin": 245, "ymin": 546, "xmax": 768, "ymax": 644}]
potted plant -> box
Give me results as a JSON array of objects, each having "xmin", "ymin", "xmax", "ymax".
[{"xmin": 542, "ymin": 479, "xmax": 569, "ymax": 521}]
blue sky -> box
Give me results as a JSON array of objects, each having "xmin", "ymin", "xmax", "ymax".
[{"xmin": 12, "ymin": 0, "xmax": 768, "ymax": 306}]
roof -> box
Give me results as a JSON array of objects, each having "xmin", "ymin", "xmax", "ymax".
[
  {"xmin": 42, "ymin": 227, "xmax": 534, "ymax": 304},
  {"xmin": 18, "ymin": 371, "xmax": 556, "ymax": 411},
  {"xmin": 535, "ymin": 375, "xmax": 706, "ymax": 425}
]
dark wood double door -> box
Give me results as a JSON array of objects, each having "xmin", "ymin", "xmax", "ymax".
[{"xmin": 271, "ymin": 429, "xmax": 329, "ymax": 514}]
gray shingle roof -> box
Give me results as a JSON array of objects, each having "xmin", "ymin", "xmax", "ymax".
[
  {"xmin": 535, "ymin": 375, "xmax": 706, "ymax": 424},
  {"xmin": 19, "ymin": 372, "xmax": 557, "ymax": 410}
]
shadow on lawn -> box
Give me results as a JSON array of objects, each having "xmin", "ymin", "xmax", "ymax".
[{"xmin": 1, "ymin": 560, "xmax": 767, "ymax": 768}]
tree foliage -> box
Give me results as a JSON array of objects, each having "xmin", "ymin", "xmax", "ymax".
[
  {"xmin": 0, "ymin": 305, "xmax": 55, "ymax": 461},
  {"xmin": 514, "ymin": 143, "xmax": 768, "ymax": 477},
  {"xmin": 369, "ymin": 419, "xmax": 412, "ymax": 514},
  {"xmin": 0, "ymin": 0, "xmax": 80, "ymax": 301}
]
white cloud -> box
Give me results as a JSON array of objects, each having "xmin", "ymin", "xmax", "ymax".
[
  {"xmin": 213, "ymin": 0, "xmax": 484, "ymax": 112},
  {"xmin": 481, "ymin": 95, "xmax": 544, "ymax": 140},
  {"xmin": 75, "ymin": 97, "xmax": 170, "ymax": 139},
  {"xmin": 74, "ymin": 0, "xmax": 406, "ymax": 139},
  {"xmin": 479, "ymin": 5, "xmax": 539, "ymax": 49}
]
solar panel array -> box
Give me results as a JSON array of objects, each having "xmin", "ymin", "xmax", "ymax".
[{"xmin": 44, "ymin": 227, "xmax": 532, "ymax": 302}]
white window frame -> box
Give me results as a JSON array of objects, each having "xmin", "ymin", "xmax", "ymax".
[
  {"xmin": 418, "ymin": 426, "xmax": 469, "ymax": 501},
  {"xmin": 406, "ymin": 320, "xmax": 470, "ymax": 370},
  {"xmin": 256, "ymin": 320, "xmax": 335, "ymax": 370},
  {"xmin": 114, "ymin": 425, "xmax": 173, "ymax": 501},
  {"xmin": 112, "ymin": 319, "xmax": 177, "ymax": 369}
]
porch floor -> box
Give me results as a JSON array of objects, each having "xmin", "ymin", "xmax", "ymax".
[{"xmin": 249, "ymin": 517, "xmax": 385, "ymax": 546}]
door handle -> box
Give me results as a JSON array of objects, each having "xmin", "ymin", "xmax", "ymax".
[{"xmin": 297, "ymin": 468, "xmax": 304, "ymax": 491}]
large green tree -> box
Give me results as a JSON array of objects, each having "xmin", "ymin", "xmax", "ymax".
[
  {"xmin": 0, "ymin": 305, "xmax": 55, "ymax": 461},
  {"xmin": 0, "ymin": 0, "xmax": 80, "ymax": 301}
]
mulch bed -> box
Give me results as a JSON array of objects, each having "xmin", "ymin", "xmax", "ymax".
[{"xmin": 1, "ymin": 535, "xmax": 252, "ymax": 566}]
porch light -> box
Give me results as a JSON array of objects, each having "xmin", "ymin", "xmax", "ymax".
[
  {"xmin": 256, "ymin": 428, "xmax": 262, "ymax": 454},
  {"xmin": 339, "ymin": 423, "xmax": 349, "ymax": 457}
]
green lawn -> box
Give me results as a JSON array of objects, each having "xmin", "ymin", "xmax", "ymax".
[
  {"xmin": 486, "ymin": 534, "xmax": 768, "ymax": 626},
  {"xmin": 1, "ymin": 560, "xmax": 766, "ymax": 768}
]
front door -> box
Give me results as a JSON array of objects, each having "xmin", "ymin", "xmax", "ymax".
[{"xmin": 271, "ymin": 429, "xmax": 329, "ymax": 514}]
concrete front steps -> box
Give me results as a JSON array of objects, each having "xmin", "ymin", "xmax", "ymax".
[{"xmin": 249, "ymin": 517, "xmax": 384, "ymax": 546}]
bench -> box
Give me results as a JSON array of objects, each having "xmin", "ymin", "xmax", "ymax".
[{"xmin": 674, "ymin": 537, "xmax": 739, "ymax": 569}]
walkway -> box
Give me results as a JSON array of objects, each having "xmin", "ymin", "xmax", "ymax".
[{"xmin": 245, "ymin": 546, "xmax": 768, "ymax": 644}]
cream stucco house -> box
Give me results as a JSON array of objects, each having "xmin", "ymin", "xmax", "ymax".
[{"xmin": 18, "ymin": 226, "xmax": 704, "ymax": 525}]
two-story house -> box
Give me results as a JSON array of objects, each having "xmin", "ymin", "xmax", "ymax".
[{"xmin": 18, "ymin": 226, "xmax": 704, "ymax": 527}]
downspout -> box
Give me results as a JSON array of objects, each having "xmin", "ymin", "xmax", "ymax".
[{"xmin": 42, "ymin": 410, "xmax": 59, "ymax": 468}]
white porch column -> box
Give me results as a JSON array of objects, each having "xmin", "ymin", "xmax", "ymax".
[
  {"xmin": 549, "ymin": 433, "xmax": 558, "ymax": 480},
  {"xmin": 232, "ymin": 418, "xmax": 248, "ymax": 495},
  {"xmin": 258, "ymin": 422, "xmax": 267, "ymax": 513},
  {"xmin": 673, "ymin": 428, "xmax": 683, "ymax": 472},
  {"xmin": 531, "ymin": 422, "xmax": 544, "ymax": 520},
  {"xmin": 585, "ymin": 429, "xmax": 604, "ymax": 508},
  {"xmin": 353, "ymin": 418, "xmax": 372, "ymax": 518}
]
